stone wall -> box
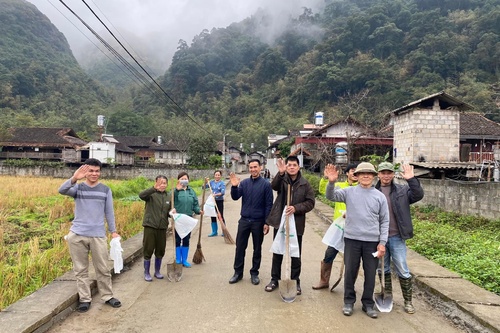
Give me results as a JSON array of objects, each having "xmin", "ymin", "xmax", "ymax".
[
  {"xmin": 0, "ymin": 165, "xmax": 222, "ymax": 180},
  {"xmin": 418, "ymin": 178, "xmax": 500, "ymax": 219},
  {"xmin": 393, "ymin": 107, "xmax": 460, "ymax": 164}
]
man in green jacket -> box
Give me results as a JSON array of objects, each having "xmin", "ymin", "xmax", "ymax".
[{"xmin": 139, "ymin": 175, "xmax": 171, "ymax": 281}]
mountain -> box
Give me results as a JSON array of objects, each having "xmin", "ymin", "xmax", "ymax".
[
  {"xmin": 0, "ymin": 0, "xmax": 499, "ymax": 151},
  {"xmin": 0, "ymin": 0, "xmax": 113, "ymax": 134}
]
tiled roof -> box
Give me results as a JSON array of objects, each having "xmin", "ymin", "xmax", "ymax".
[
  {"xmin": 0, "ymin": 128, "xmax": 86, "ymax": 148},
  {"xmin": 460, "ymin": 112, "xmax": 500, "ymax": 137}
]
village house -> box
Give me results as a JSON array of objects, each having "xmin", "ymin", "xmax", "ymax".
[
  {"xmin": 391, "ymin": 91, "xmax": 500, "ymax": 179},
  {"xmin": 0, "ymin": 127, "xmax": 88, "ymax": 163}
]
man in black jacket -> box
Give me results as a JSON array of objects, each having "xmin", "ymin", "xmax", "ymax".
[
  {"xmin": 375, "ymin": 162, "xmax": 424, "ymax": 314},
  {"xmin": 264, "ymin": 156, "xmax": 315, "ymax": 295}
]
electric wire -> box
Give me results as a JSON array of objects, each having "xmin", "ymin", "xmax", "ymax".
[
  {"xmin": 44, "ymin": 0, "xmax": 146, "ymax": 89},
  {"xmin": 77, "ymin": 0, "xmax": 212, "ymax": 135},
  {"xmin": 57, "ymin": 0, "xmax": 182, "ymax": 120}
]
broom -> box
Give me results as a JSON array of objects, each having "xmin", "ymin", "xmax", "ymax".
[
  {"xmin": 207, "ymin": 182, "xmax": 235, "ymax": 245},
  {"xmin": 192, "ymin": 181, "xmax": 207, "ymax": 264}
]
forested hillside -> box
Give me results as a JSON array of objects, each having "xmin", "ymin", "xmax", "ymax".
[
  {"xmin": 0, "ymin": 0, "xmax": 113, "ymax": 140},
  {"xmin": 0, "ymin": 0, "xmax": 499, "ymax": 150}
]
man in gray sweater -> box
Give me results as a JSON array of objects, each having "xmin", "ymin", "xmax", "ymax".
[
  {"xmin": 59, "ymin": 158, "xmax": 122, "ymax": 313},
  {"xmin": 325, "ymin": 162, "xmax": 389, "ymax": 319}
]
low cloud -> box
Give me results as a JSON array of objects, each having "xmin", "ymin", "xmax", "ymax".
[{"xmin": 27, "ymin": 0, "xmax": 324, "ymax": 71}]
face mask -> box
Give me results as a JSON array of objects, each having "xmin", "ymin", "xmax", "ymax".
[{"xmin": 179, "ymin": 179, "xmax": 189, "ymax": 187}]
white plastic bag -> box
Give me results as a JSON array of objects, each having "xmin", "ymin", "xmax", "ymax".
[
  {"xmin": 322, "ymin": 216, "xmax": 345, "ymax": 252},
  {"xmin": 203, "ymin": 194, "xmax": 217, "ymax": 217},
  {"xmin": 109, "ymin": 237, "xmax": 124, "ymax": 274},
  {"xmin": 270, "ymin": 206, "xmax": 300, "ymax": 258},
  {"xmin": 170, "ymin": 212, "xmax": 198, "ymax": 239}
]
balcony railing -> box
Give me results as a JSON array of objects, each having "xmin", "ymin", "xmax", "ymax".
[
  {"xmin": 469, "ymin": 152, "xmax": 495, "ymax": 163},
  {"xmin": 0, "ymin": 152, "xmax": 62, "ymax": 159}
]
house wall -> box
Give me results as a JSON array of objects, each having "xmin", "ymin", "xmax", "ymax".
[
  {"xmin": 416, "ymin": 179, "xmax": 500, "ymax": 219},
  {"xmin": 393, "ymin": 106, "xmax": 459, "ymax": 164}
]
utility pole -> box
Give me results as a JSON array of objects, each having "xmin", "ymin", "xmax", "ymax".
[{"xmin": 222, "ymin": 134, "xmax": 226, "ymax": 169}]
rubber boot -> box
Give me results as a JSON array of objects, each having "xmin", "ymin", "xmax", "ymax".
[
  {"xmin": 385, "ymin": 272, "xmax": 393, "ymax": 295},
  {"xmin": 312, "ymin": 260, "xmax": 332, "ymax": 289},
  {"xmin": 144, "ymin": 260, "xmax": 152, "ymax": 282},
  {"xmin": 208, "ymin": 221, "xmax": 218, "ymax": 237},
  {"xmin": 399, "ymin": 276, "xmax": 415, "ymax": 314},
  {"xmin": 175, "ymin": 247, "xmax": 182, "ymax": 264},
  {"xmin": 181, "ymin": 246, "xmax": 191, "ymax": 268},
  {"xmin": 154, "ymin": 257, "xmax": 164, "ymax": 279}
]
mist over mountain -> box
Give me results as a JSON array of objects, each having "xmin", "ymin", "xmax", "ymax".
[{"xmin": 1, "ymin": 0, "xmax": 499, "ymax": 150}]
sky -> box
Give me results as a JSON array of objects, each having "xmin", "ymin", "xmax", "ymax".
[{"xmin": 26, "ymin": 0, "xmax": 325, "ymax": 72}]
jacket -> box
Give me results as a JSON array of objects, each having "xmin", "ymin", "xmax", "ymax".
[
  {"xmin": 231, "ymin": 176, "xmax": 273, "ymax": 221},
  {"xmin": 266, "ymin": 171, "xmax": 316, "ymax": 235},
  {"xmin": 139, "ymin": 187, "xmax": 171, "ymax": 229},
  {"xmin": 375, "ymin": 177, "xmax": 424, "ymax": 240},
  {"xmin": 174, "ymin": 186, "xmax": 201, "ymax": 216}
]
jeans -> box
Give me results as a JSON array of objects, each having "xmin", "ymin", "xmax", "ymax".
[
  {"xmin": 384, "ymin": 235, "xmax": 411, "ymax": 279},
  {"xmin": 323, "ymin": 246, "xmax": 339, "ymax": 264}
]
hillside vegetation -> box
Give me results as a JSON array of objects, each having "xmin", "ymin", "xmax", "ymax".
[{"xmin": 0, "ymin": 0, "xmax": 499, "ymax": 149}]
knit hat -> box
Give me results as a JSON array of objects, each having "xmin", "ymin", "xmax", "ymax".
[
  {"xmin": 377, "ymin": 162, "xmax": 395, "ymax": 172},
  {"xmin": 353, "ymin": 162, "xmax": 377, "ymax": 175}
]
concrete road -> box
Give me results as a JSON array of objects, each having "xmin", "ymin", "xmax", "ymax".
[{"xmin": 48, "ymin": 184, "xmax": 465, "ymax": 333}]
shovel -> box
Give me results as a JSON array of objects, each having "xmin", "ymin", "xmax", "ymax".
[
  {"xmin": 330, "ymin": 254, "xmax": 344, "ymax": 292},
  {"xmin": 374, "ymin": 258, "xmax": 393, "ymax": 312},
  {"xmin": 167, "ymin": 183, "xmax": 182, "ymax": 282},
  {"xmin": 279, "ymin": 184, "xmax": 297, "ymax": 303}
]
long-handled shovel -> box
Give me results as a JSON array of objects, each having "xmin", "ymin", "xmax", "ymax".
[
  {"xmin": 279, "ymin": 184, "xmax": 297, "ymax": 303},
  {"xmin": 374, "ymin": 259, "xmax": 393, "ymax": 312},
  {"xmin": 207, "ymin": 182, "xmax": 235, "ymax": 245},
  {"xmin": 330, "ymin": 254, "xmax": 344, "ymax": 292},
  {"xmin": 192, "ymin": 182, "xmax": 207, "ymax": 264},
  {"xmin": 166, "ymin": 183, "xmax": 182, "ymax": 282}
]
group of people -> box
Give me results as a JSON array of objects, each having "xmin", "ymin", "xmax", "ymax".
[
  {"xmin": 320, "ymin": 161, "xmax": 424, "ymax": 318},
  {"xmin": 60, "ymin": 156, "xmax": 423, "ymax": 319}
]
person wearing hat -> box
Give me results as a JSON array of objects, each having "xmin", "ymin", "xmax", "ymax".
[
  {"xmin": 375, "ymin": 162, "xmax": 424, "ymax": 314},
  {"xmin": 313, "ymin": 163, "xmax": 358, "ymax": 290},
  {"xmin": 324, "ymin": 162, "xmax": 389, "ymax": 319}
]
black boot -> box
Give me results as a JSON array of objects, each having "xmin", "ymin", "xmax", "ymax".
[{"xmin": 399, "ymin": 276, "xmax": 415, "ymax": 314}]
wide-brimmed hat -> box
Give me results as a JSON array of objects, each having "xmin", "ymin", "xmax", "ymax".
[
  {"xmin": 353, "ymin": 162, "xmax": 377, "ymax": 175},
  {"xmin": 377, "ymin": 162, "xmax": 395, "ymax": 172}
]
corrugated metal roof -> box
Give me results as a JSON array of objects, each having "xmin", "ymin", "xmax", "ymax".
[{"xmin": 411, "ymin": 162, "xmax": 478, "ymax": 169}]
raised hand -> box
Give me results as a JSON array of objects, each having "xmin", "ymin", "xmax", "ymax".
[
  {"xmin": 72, "ymin": 165, "xmax": 90, "ymax": 182},
  {"xmin": 400, "ymin": 164, "xmax": 415, "ymax": 180},
  {"xmin": 324, "ymin": 164, "xmax": 339, "ymax": 183},
  {"xmin": 229, "ymin": 172, "xmax": 240, "ymax": 187},
  {"xmin": 276, "ymin": 158, "xmax": 286, "ymax": 174}
]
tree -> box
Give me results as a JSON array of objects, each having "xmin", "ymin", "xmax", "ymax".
[{"xmin": 187, "ymin": 135, "xmax": 216, "ymax": 167}]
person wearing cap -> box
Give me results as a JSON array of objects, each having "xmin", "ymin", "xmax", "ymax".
[
  {"xmin": 313, "ymin": 163, "xmax": 358, "ymax": 290},
  {"xmin": 324, "ymin": 162, "xmax": 389, "ymax": 319},
  {"xmin": 375, "ymin": 162, "xmax": 424, "ymax": 314}
]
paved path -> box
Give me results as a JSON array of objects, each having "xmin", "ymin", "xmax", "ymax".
[{"xmin": 47, "ymin": 185, "xmax": 465, "ymax": 333}]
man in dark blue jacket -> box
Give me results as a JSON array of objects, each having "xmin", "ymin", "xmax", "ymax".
[
  {"xmin": 228, "ymin": 159, "xmax": 274, "ymax": 285},
  {"xmin": 376, "ymin": 162, "xmax": 424, "ymax": 314}
]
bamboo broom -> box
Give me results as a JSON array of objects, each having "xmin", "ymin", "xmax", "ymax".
[
  {"xmin": 192, "ymin": 180, "xmax": 207, "ymax": 264},
  {"xmin": 207, "ymin": 181, "xmax": 235, "ymax": 245}
]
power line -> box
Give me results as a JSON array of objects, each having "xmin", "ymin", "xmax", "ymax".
[
  {"xmin": 58, "ymin": 0, "xmax": 213, "ymax": 136},
  {"xmin": 44, "ymin": 0, "xmax": 147, "ymax": 90}
]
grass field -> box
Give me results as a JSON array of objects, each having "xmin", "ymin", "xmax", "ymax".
[{"xmin": 0, "ymin": 175, "xmax": 207, "ymax": 310}]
